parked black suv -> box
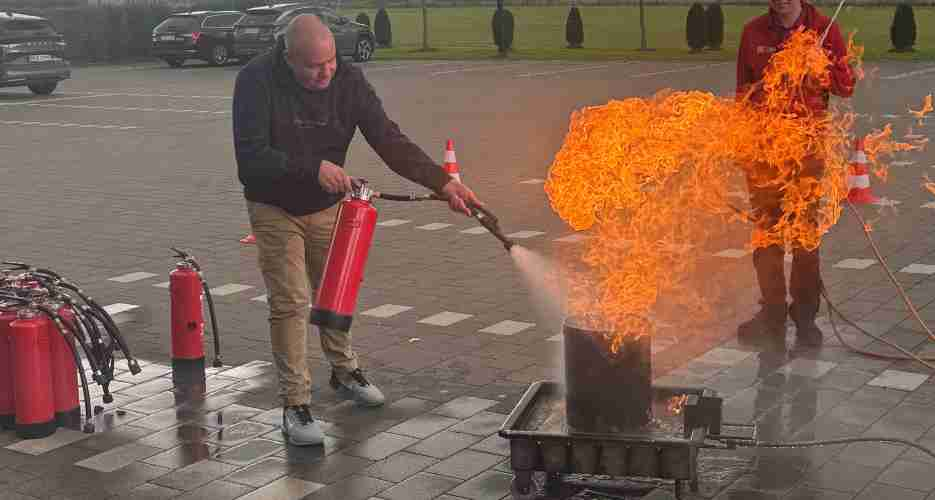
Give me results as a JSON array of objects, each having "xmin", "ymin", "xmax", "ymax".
[
  {"xmin": 151, "ymin": 10, "xmax": 244, "ymax": 67},
  {"xmin": 233, "ymin": 3, "xmax": 374, "ymax": 63},
  {"xmin": 0, "ymin": 12, "xmax": 70, "ymax": 95}
]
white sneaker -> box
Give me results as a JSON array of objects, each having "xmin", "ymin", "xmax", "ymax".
[
  {"xmin": 330, "ymin": 368, "xmax": 385, "ymax": 407},
  {"xmin": 282, "ymin": 405, "xmax": 324, "ymax": 446}
]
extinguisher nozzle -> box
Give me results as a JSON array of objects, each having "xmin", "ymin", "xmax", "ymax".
[{"xmin": 212, "ymin": 357, "xmax": 224, "ymax": 368}]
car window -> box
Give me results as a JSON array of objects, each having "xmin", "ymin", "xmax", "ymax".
[
  {"xmin": 239, "ymin": 11, "xmax": 280, "ymax": 26},
  {"xmin": 222, "ymin": 14, "xmax": 244, "ymax": 26},
  {"xmin": 154, "ymin": 16, "xmax": 200, "ymax": 33},
  {"xmin": 0, "ymin": 18, "xmax": 57, "ymax": 37},
  {"xmin": 204, "ymin": 14, "xmax": 242, "ymax": 27}
]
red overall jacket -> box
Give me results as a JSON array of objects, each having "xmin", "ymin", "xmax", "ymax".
[{"xmin": 736, "ymin": 1, "xmax": 855, "ymax": 113}]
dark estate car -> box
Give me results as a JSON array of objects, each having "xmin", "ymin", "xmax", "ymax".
[
  {"xmin": 233, "ymin": 3, "xmax": 374, "ymax": 63},
  {"xmin": 0, "ymin": 12, "xmax": 70, "ymax": 95},
  {"xmin": 151, "ymin": 10, "xmax": 244, "ymax": 67}
]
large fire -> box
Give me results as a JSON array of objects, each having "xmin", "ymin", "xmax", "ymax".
[{"xmin": 545, "ymin": 28, "xmax": 927, "ymax": 353}]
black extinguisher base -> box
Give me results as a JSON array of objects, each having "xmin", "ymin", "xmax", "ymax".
[
  {"xmin": 310, "ymin": 308, "xmax": 352, "ymax": 332},
  {"xmin": 55, "ymin": 407, "xmax": 81, "ymax": 428},
  {"xmin": 15, "ymin": 419, "xmax": 57, "ymax": 439},
  {"xmin": 172, "ymin": 357, "xmax": 206, "ymax": 387},
  {"xmin": 0, "ymin": 414, "xmax": 14, "ymax": 430}
]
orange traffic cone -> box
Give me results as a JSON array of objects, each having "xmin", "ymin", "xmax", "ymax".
[
  {"xmin": 240, "ymin": 234, "xmax": 256, "ymax": 244},
  {"xmin": 443, "ymin": 139, "xmax": 461, "ymax": 182},
  {"xmin": 846, "ymin": 136, "xmax": 879, "ymax": 205}
]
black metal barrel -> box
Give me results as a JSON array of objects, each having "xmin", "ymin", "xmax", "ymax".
[{"xmin": 563, "ymin": 316, "xmax": 652, "ymax": 434}]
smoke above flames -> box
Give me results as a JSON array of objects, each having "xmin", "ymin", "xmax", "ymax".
[{"xmin": 544, "ymin": 28, "xmax": 929, "ymax": 353}]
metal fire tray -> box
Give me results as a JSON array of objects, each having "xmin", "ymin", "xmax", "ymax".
[{"xmin": 498, "ymin": 380, "xmax": 756, "ymax": 499}]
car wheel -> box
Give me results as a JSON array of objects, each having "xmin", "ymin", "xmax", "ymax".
[
  {"xmin": 354, "ymin": 37, "xmax": 374, "ymax": 62},
  {"xmin": 27, "ymin": 82, "xmax": 58, "ymax": 96},
  {"xmin": 210, "ymin": 44, "xmax": 230, "ymax": 66},
  {"xmin": 165, "ymin": 57, "xmax": 185, "ymax": 68}
]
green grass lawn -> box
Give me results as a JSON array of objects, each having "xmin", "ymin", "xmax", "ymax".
[{"xmin": 341, "ymin": 5, "xmax": 935, "ymax": 61}]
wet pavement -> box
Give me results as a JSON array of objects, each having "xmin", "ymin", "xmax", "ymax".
[{"xmin": 1, "ymin": 57, "xmax": 935, "ymax": 499}]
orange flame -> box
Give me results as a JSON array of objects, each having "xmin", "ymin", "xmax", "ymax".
[
  {"xmin": 909, "ymin": 94, "xmax": 933, "ymax": 123},
  {"xmin": 667, "ymin": 395, "xmax": 689, "ymax": 415},
  {"xmin": 545, "ymin": 29, "xmax": 922, "ymax": 350},
  {"xmin": 924, "ymin": 175, "xmax": 935, "ymax": 197}
]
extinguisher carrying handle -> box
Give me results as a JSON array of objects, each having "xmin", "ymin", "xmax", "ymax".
[{"xmin": 171, "ymin": 247, "xmax": 201, "ymax": 272}]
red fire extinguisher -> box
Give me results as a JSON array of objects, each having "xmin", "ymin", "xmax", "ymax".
[
  {"xmin": 311, "ymin": 181, "xmax": 379, "ymax": 332},
  {"xmin": 0, "ymin": 304, "xmax": 17, "ymax": 430},
  {"xmin": 170, "ymin": 260, "xmax": 205, "ymax": 378},
  {"xmin": 52, "ymin": 304, "xmax": 80, "ymax": 427},
  {"xmin": 168, "ymin": 248, "xmax": 223, "ymax": 387},
  {"xmin": 10, "ymin": 308, "xmax": 56, "ymax": 439}
]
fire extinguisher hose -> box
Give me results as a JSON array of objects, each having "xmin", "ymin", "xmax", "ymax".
[
  {"xmin": 371, "ymin": 189, "xmax": 516, "ymax": 251},
  {"xmin": 56, "ymin": 281, "xmax": 141, "ymax": 376},
  {"xmin": 201, "ymin": 279, "xmax": 223, "ymax": 368}
]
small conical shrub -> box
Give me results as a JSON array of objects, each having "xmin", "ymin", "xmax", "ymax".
[
  {"xmin": 356, "ymin": 12, "xmax": 371, "ymax": 29},
  {"xmin": 374, "ymin": 8, "xmax": 392, "ymax": 47},
  {"xmin": 890, "ymin": 3, "xmax": 916, "ymax": 52},
  {"xmin": 565, "ymin": 5, "xmax": 584, "ymax": 48},
  {"xmin": 686, "ymin": 2, "xmax": 706, "ymax": 52},
  {"xmin": 492, "ymin": 0, "xmax": 514, "ymax": 54},
  {"xmin": 704, "ymin": 3, "xmax": 724, "ymax": 50}
]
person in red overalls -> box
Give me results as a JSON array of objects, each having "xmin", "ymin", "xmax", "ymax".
[{"xmin": 735, "ymin": 0, "xmax": 855, "ymax": 347}]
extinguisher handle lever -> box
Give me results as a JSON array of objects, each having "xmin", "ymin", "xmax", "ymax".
[
  {"xmin": 170, "ymin": 247, "xmax": 201, "ymax": 271},
  {"xmin": 170, "ymin": 247, "xmax": 189, "ymax": 259}
]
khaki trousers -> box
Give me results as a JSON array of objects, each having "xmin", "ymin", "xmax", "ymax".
[{"xmin": 247, "ymin": 200, "xmax": 359, "ymax": 407}]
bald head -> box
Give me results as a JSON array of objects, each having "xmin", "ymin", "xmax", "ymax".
[{"xmin": 284, "ymin": 14, "xmax": 338, "ymax": 90}]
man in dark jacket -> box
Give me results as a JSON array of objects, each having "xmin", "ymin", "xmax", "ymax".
[
  {"xmin": 233, "ymin": 14, "xmax": 482, "ymax": 446},
  {"xmin": 735, "ymin": 0, "xmax": 855, "ymax": 348}
]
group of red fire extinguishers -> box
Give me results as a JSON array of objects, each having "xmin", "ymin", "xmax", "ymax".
[
  {"xmin": 0, "ymin": 262, "xmax": 143, "ymax": 438},
  {"xmin": 0, "ymin": 249, "xmax": 226, "ymax": 441},
  {"xmin": 1, "ymin": 170, "xmax": 514, "ymax": 441}
]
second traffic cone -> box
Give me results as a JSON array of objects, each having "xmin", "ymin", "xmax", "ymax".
[
  {"xmin": 443, "ymin": 139, "xmax": 461, "ymax": 183},
  {"xmin": 846, "ymin": 136, "xmax": 879, "ymax": 205},
  {"xmin": 240, "ymin": 234, "xmax": 256, "ymax": 244}
]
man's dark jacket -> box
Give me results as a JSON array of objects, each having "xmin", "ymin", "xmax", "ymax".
[{"xmin": 232, "ymin": 39, "xmax": 452, "ymax": 216}]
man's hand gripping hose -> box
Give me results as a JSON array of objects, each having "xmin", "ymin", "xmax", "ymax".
[{"xmin": 354, "ymin": 179, "xmax": 517, "ymax": 252}]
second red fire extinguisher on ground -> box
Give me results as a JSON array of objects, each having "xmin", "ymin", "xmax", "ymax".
[{"xmin": 168, "ymin": 248, "xmax": 223, "ymax": 386}]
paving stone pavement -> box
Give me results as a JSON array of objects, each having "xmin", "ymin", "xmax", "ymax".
[{"xmin": 3, "ymin": 57, "xmax": 935, "ymax": 499}]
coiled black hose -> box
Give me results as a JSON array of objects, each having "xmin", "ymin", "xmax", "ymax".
[{"xmin": 55, "ymin": 280, "xmax": 140, "ymax": 375}]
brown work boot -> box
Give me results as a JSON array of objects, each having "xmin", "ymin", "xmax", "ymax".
[
  {"xmin": 790, "ymin": 302, "xmax": 823, "ymax": 348},
  {"xmin": 737, "ymin": 303, "xmax": 787, "ymax": 347}
]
